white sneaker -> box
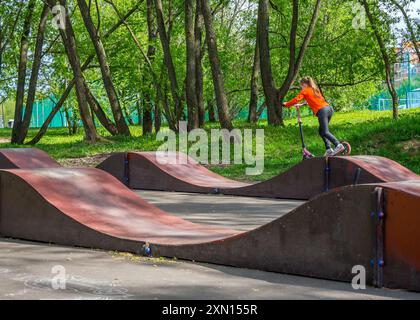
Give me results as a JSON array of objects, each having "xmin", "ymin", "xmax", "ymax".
[
  {"xmin": 324, "ymin": 148, "xmax": 334, "ymax": 157},
  {"xmin": 332, "ymin": 143, "xmax": 345, "ymax": 156}
]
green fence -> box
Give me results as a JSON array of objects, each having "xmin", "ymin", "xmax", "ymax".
[
  {"xmin": 27, "ymin": 96, "xmax": 67, "ymax": 128},
  {"xmin": 368, "ymin": 89, "xmax": 420, "ymax": 111}
]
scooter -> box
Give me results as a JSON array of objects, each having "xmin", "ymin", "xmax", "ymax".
[
  {"xmin": 294, "ymin": 103, "xmax": 351, "ymax": 160},
  {"xmin": 295, "ymin": 103, "xmax": 316, "ymax": 160}
]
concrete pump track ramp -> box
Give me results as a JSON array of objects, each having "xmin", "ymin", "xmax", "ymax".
[
  {"xmin": 0, "ymin": 148, "xmax": 419, "ymax": 291},
  {"xmin": 0, "ymin": 167, "xmax": 419, "ymax": 291},
  {"xmin": 0, "ymin": 148, "xmax": 61, "ymax": 169},
  {"xmin": 97, "ymin": 151, "xmax": 420, "ymax": 199},
  {"xmin": 1, "ymin": 148, "xmax": 418, "ymax": 200}
]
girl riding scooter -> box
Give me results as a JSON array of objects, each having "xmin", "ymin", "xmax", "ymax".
[{"xmin": 283, "ymin": 76, "xmax": 344, "ymax": 157}]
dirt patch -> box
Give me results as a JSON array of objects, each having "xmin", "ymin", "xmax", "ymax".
[
  {"xmin": 399, "ymin": 139, "xmax": 420, "ymax": 156},
  {"xmin": 0, "ymin": 138, "xmax": 10, "ymax": 143},
  {"xmin": 58, "ymin": 153, "xmax": 113, "ymax": 168}
]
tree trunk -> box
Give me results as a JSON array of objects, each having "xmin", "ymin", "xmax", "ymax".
[
  {"xmin": 142, "ymin": 108, "xmax": 153, "ymax": 134},
  {"xmin": 64, "ymin": 106, "xmax": 72, "ymax": 134},
  {"xmin": 143, "ymin": 0, "xmax": 155, "ymax": 135},
  {"xmin": 248, "ymin": 38, "xmax": 260, "ymax": 123},
  {"xmin": 185, "ymin": 0, "xmax": 199, "ymax": 131},
  {"xmin": 143, "ymin": 89, "xmax": 153, "ymax": 135},
  {"xmin": 207, "ymin": 99, "xmax": 216, "ymax": 122},
  {"xmin": 154, "ymin": 0, "xmax": 182, "ymax": 120},
  {"xmin": 257, "ymin": 0, "xmax": 281, "ymax": 125},
  {"xmin": 136, "ymin": 99, "xmax": 141, "ymax": 125},
  {"xmin": 154, "ymin": 102, "xmax": 161, "ymax": 133},
  {"xmin": 146, "ymin": 0, "xmax": 157, "ymax": 63},
  {"xmin": 201, "ymin": 0, "xmax": 232, "ymax": 130},
  {"xmin": 77, "ymin": 0, "xmax": 130, "ymax": 136},
  {"xmin": 390, "ymin": 0, "xmax": 420, "ymax": 61},
  {"xmin": 28, "ymin": 2, "xmax": 140, "ymax": 144},
  {"xmin": 276, "ymin": 0, "xmax": 299, "ymax": 114},
  {"xmin": 163, "ymin": 81, "xmax": 174, "ymax": 126},
  {"xmin": 108, "ymin": 0, "xmax": 176, "ymax": 132},
  {"xmin": 258, "ymin": 0, "xmax": 322, "ymax": 125},
  {"xmin": 84, "ymin": 84, "xmax": 118, "ymax": 135},
  {"xmin": 277, "ymin": 0, "xmax": 322, "ymax": 101},
  {"xmin": 54, "ymin": 0, "xmax": 98, "ymax": 142},
  {"xmin": 16, "ymin": 4, "xmax": 50, "ymax": 144},
  {"xmin": 12, "ymin": 0, "xmax": 36, "ymax": 144},
  {"xmin": 0, "ymin": 26, "xmax": 3, "ymax": 81},
  {"xmin": 195, "ymin": 0, "xmax": 205, "ymax": 127},
  {"xmin": 362, "ymin": 0, "xmax": 399, "ymax": 119}
]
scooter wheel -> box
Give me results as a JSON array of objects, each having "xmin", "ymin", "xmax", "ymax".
[
  {"xmin": 341, "ymin": 141, "xmax": 351, "ymax": 155},
  {"xmin": 303, "ymin": 154, "xmax": 315, "ymax": 160}
]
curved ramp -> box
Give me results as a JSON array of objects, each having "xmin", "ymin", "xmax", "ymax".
[
  {"xmin": 0, "ymin": 148, "xmax": 61, "ymax": 169},
  {"xmin": 156, "ymin": 180, "xmax": 420, "ymax": 291},
  {"xmin": 97, "ymin": 151, "xmax": 420, "ymax": 199},
  {"xmin": 3, "ymin": 148, "xmax": 418, "ymax": 200},
  {"xmin": 97, "ymin": 151, "xmax": 249, "ymax": 193},
  {"xmin": 0, "ymin": 168, "xmax": 419, "ymax": 291},
  {"xmin": 0, "ymin": 168, "xmax": 236, "ymax": 247}
]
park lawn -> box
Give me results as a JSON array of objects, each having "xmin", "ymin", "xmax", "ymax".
[{"xmin": 0, "ymin": 108, "xmax": 419, "ymax": 182}]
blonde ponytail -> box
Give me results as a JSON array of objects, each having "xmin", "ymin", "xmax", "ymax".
[{"xmin": 300, "ymin": 76, "xmax": 322, "ymax": 98}]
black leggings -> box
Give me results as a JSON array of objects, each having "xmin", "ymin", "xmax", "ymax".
[{"xmin": 317, "ymin": 106, "xmax": 340, "ymax": 149}]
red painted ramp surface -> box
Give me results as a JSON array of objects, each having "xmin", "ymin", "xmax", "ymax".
[
  {"xmin": 0, "ymin": 148, "xmax": 61, "ymax": 169},
  {"xmin": 0, "ymin": 167, "xmax": 419, "ymax": 291},
  {"xmin": 96, "ymin": 151, "xmax": 249, "ymax": 193},
  {"xmin": 97, "ymin": 151, "xmax": 420, "ymax": 199},
  {"xmin": 0, "ymin": 168, "xmax": 236, "ymax": 245},
  {"xmin": 328, "ymin": 155, "xmax": 420, "ymax": 186},
  {"xmin": 2, "ymin": 148, "xmax": 418, "ymax": 200}
]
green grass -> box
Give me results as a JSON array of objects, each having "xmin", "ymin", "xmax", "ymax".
[{"xmin": 0, "ymin": 108, "xmax": 419, "ymax": 181}]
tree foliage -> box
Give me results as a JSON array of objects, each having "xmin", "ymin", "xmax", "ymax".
[{"xmin": 0, "ymin": 0, "xmax": 417, "ymax": 143}]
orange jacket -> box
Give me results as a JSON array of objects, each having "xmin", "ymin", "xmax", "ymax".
[{"xmin": 284, "ymin": 87, "xmax": 329, "ymax": 115}]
